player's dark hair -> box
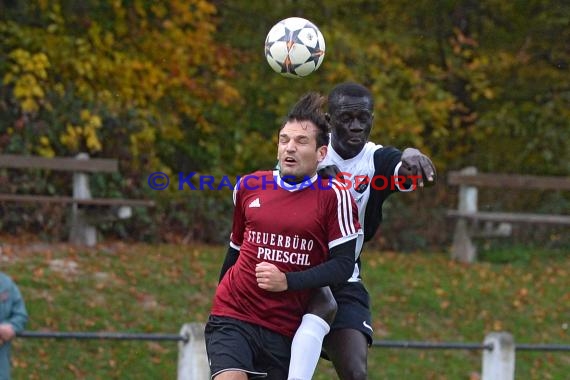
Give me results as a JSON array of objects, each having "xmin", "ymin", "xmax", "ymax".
[
  {"xmin": 328, "ymin": 82, "xmax": 374, "ymax": 112},
  {"xmin": 282, "ymin": 92, "xmax": 329, "ymax": 148}
]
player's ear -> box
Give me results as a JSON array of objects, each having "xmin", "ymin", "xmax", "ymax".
[{"xmin": 317, "ymin": 145, "xmax": 327, "ymax": 162}]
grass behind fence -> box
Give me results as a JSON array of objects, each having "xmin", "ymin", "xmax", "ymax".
[{"xmin": 1, "ymin": 241, "xmax": 568, "ymax": 379}]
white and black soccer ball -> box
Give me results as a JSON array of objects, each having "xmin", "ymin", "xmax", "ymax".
[{"xmin": 264, "ymin": 17, "xmax": 326, "ymax": 78}]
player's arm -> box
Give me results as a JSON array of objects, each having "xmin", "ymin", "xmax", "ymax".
[
  {"xmin": 218, "ymin": 245, "xmax": 239, "ymax": 283},
  {"xmin": 257, "ymin": 180, "xmax": 361, "ymax": 292},
  {"xmin": 218, "ymin": 179, "xmax": 245, "ymax": 282},
  {"xmin": 255, "ymin": 238, "xmax": 356, "ymax": 291},
  {"xmin": 286, "ymin": 238, "xmax": 355, "ymax": 290},
  {"xmin": 373, "ymin": 146, "xmax": 410, "ymax": 191}
]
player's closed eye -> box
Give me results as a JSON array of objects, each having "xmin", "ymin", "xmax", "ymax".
[{"xmin": 338, "ymin": 112, "xmax": 371, "ymax": 124}]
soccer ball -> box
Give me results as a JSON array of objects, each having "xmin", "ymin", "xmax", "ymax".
[{"xmin": 264, "ymin": 17, "xmax": 326, "ymax": 78}]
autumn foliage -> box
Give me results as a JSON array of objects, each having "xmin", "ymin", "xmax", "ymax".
[{"xmin": 1, "ymin": 1, "xmax": 568, "ymax": 246}]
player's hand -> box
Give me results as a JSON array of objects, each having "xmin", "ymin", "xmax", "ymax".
[
  {"xmin": 255, "ymin": 262, "xmax": 288, "ymax": 292},
  {"xmin": 400, "ymin": 148, "xmax": 437, "ymax": 188},
  {"xmin": 317, "ymin": 164, "xmax": 340, "ymax": 179}
]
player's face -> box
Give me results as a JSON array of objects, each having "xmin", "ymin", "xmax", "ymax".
[
  {"xmin": 278, "ymin": 120, "xmax": 327, "ymax": 181},
  {"xmin": 328, "ymin": 95, "xmax": 374, "ymax": 159}
]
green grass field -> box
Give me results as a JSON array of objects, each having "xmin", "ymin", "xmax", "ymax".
[{"xmin": 2, "ymin": 241, "xmax": 568, "ymax": 379}]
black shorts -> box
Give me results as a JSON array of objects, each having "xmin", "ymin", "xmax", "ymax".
[
  {"xmin": 204, "ymin": 315, "xmax": 292, "ymax": 379},
  {"xmin": 330, "ymin": 281, "xmax": 373, "ymax": 345}
]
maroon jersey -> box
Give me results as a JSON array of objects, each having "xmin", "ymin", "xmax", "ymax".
[{"xmin": 211, "ymin": 170, "xmax": 361, "ymax": 337}]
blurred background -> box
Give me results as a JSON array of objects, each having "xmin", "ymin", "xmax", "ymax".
[
  {"xmin": 1, "ymin": 0, "xmax": 569, "ymax": 252},
  {"xmin": 1, "ymin": 2, "xmax": 569, "ymax": 379}
]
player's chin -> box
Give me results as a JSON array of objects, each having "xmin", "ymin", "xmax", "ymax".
[
  {"xmin": 280, "ymin": 168, "xmax": 299, "ymax": 179},
  {"xmin": 347, "ymin": 138, "xmax": 366, "ymax": 149}
]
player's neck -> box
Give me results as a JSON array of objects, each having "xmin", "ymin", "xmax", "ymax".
[
  {"xmin": 331, "ymin": 144, "xmax": 362, "ymax": 160},
  {"xmin": 278, "ymin": 171, "xmax": 316, "ymax": 184}
]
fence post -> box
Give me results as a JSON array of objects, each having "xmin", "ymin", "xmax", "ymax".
[
  {"xmin": 178, "ymin": 322, "xmax": 210, "ymax": 380},
  {"xmin": 481, "ymin": 332, "xmax": 515, "ymax": 380},
  {"xmin": 69, "ymin": 152, "xmax": 97, "ymax": 247},
  {"xmin": 451, "ymin": 166, "xmax": 478, "ymax": 263}
]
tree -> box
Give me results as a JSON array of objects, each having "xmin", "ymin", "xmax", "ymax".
[{"xmin": 1, "ymin": 0, "xmax": 240, "ymax": 175}]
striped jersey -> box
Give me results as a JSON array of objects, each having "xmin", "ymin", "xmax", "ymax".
[
  {"xmin": 319, "ymin": 142, "xmax": 406, "ymax": 281},
  {"xmin": 211, "ymin": 170, "xmax": 361, "ymax": 337}
]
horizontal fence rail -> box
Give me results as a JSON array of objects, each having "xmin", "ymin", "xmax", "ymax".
[
  {"xmin": 18, "ymin": 331, "xmax": 186, "ymax": 342},
  {"xmin": 17, "ymin": 331, "xmax": 569, "ymax": 352},
  {"xmin": 372, "ymin": 340, "xmax": 493, "ymax": 350},
  {"xmin": 514, "ymin": 343, "xmax": 570, "ymax": 352},
  {"xmin": 15, "ymin": 328, "xmax": 570, "ymax": 380},
  {"xmin": 372, "ymin": 340, "xmax": 570, "ymax": 352}
]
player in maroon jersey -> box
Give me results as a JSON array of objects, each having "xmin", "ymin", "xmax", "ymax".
[{"xmin": 205, "ymin": 92, "xmax": 363, "ymax": 380}]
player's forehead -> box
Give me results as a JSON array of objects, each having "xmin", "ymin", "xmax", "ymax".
[
  {"xmin": 280, "ymin": 120, "xmax": 318, "ymax": 138},
  {"xmin": 330, "ymin": 95, "xmax": 372, "ymax": 115}
]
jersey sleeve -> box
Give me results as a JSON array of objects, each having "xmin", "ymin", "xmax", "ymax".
[
  {"xmin": 361, "ymin": 146, "xmax": 405, "ymax": 242},
  {"xmin": 326, "ymin": 180, "xmax": 363, "ymax": 249},
  {"xmin": 285, "ymin": 238, "xmax": 356, "ymax": 290},
  {"xmin": 373, "ymin": 146, "xmax": 414, "ymax": 190},
  {"xmin": 229, "ymin": 179, "xmax": 246, "ymax": 250},
  {"xmin": 373, "ymin": 146, "xmax": 402, "ymax": 179}
]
